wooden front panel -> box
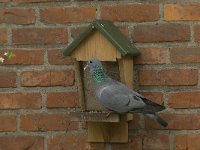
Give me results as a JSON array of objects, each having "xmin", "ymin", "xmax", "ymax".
[{"xmin": 71, "ymin": 30, "xmax": 122, "ymax": 61}]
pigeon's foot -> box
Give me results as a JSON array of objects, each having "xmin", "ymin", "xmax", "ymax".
[{"xmin": 105, "ymin": 111, "xmax": 113, "ymax": 118}]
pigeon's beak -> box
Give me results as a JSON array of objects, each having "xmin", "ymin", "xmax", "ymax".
[{"xmin": 84, "ymin": 64, "xmax": 88, "ymax": 71}]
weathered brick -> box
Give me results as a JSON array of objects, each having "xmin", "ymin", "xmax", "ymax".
[
  {"xmin": 0, "ymin": 8, "xmax": 35, "ymax": 24},
  {"xmin": 71, "ymin": 26, "xmax": 129, "ymax": 39},
  {"xmin": 170, "ymin": 47, "xmax": 200, "ymax": 63},
  {"xmin": 0, "ymin": 28, "xmax": 7, "ymax": 44},
  {"xmin": 132, "ymin": 24, "xmax": 190, "ymax": 42},
  {"xmin": 0, "ymin": 49, "xmax": 44, "ymax": 65},
  {"xmin": 20, "ymin": 113, "xmax": 78, "ymax": 131},
  {"xmin": 71, "ymin": 27, "xmax": 86, "ymax": 39},
  {"xmin": 111, "ymin": 135, "xmax": 169, "ymax": 150},
  {"xmin": 145, "ymin": 113, "xmax": 200, "ymax": 130},
  {"xmin": 139, "ymin": 92, "xmax": 163, "ymax": 105},
  {"xmin": 128, "ymin": 114, "xmax": 140, "ymax": 129},
  {"xmin": 135, "ymin": 47, "xmax": 167, "ymax": 64},
  {"xmin": 12, "ymin": 28, "xmax": 68, "ymax": 45},
  {"xmin": 40, "ymin": 7, "xmax": 96, "ymax": 24},
  {"xmin": 0, "ymin": 136, "xmax": 44, "ymax": 150},
  {"xmin": 48, "ymin": 49, "xmax": 73, "ymax": 65},
  {"xmin": 11, "ymin": 0, "xmax": 68, "ymax": 2},
  {"xmin": 0, "ymin": 0, "xmax": 9, "ymax": 2},
  {"xmin": 0, "ymin": 115, "xmax": 16, "ymax": 131},
  {"xmin": 164, "ymin": 4, "xmax": 200, "ymax": 21},
  {"xmin": 100, "ymin": 4, "xmax": 159, "ymax": 22},
  {"xmin": 175, "ymin": 134, "xmax": 200, "ymax": 150},
  {"xmin": 142, "ymin": 135, "xmax": 169, "ymax": 150},
  {"xmin": 111, "ymin": 136, "xmax": 142, "ymax": 150},
  {"xmin": 75, "ymin": 0, "xmax": 93, "ymax": 1},
  {"xmin": 0, "ymin": 93, "xmax": 41, "ymax": 109},
  {"xmin": 86, "ymin": 143, "xmax": 106, "ymax": 150},
  {"xmin": 66, "ymin": 69, "xmax": 74, "ymax": 86},
  {"xmin": 48, "ymin": 134, "xmax": 87, "ymax": 150},
  {"xmin": 168, "ymin": 91, "xmax": 200, "ymax": 108},
  {"xmin": 139, "ymin": 69, "xmax": 198, "ymax": 86},
  {"xmin": 0, "ymin": 72, "xmax": 16, "ymax": 88},
  {"xmin": 47, "ymin": 92, "xmax": 79, "ymax": 108},
  {"xmin": 194, "ymin": 25, "xmax": 200, "ymax": 42},
  {"xmin": 21, "ymin": 70, "xmax": 74, "ymax": 87}
]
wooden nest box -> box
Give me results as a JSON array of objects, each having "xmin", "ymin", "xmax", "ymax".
[{"xmin": 63, "ymin": 20, "xmax": 140, "ymax": 143}]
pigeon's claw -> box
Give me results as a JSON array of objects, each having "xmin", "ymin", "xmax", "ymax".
[{"xmin": 84, "ymin": 64, "xmax": 88, "ymax": 71}]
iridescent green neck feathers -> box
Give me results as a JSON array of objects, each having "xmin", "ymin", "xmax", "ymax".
[{"xmin": 92, "ymin": 66, "xmax": 106, "ymax": 83}]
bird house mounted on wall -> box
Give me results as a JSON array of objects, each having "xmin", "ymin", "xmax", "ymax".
[{"xmin": 63, "ymin": 20, "xmax": 140, "ymax": 143}]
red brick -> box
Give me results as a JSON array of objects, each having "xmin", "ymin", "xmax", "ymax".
[
  {"xmin": 111, "ymin": 136, "xmax": 142, "ymax": 150},
  {"xmin": 164, "ymin": 4, "xmax": 200, "ymax": 21},
  {"xmin": 71, "ymin": 27, "xmax": 86, "ymax": 39},
  {"xmin": 139, "ymin": 92, "xmax": 163, "ymax": 105},
  {"xmin": 40, "ymin": 7, "xmax": 96, "ymax": 24},
  {"xmin": 145, "ymin": 113, "xmax": 200, "ymax": 130},
  {"xmin": 132, "ymin": 24, "xmax": 190, "ymax": 42},
  {"xmin": 47, "ymin": 92, "xmax": 79, "ymax": 108},
  {"xmin": 0, "ymin": 115, "xmax": 16, "ymax": 131},
  {"xmin": 142, "ymin": 135, "xmax": 169, "ymax": 150},
  {"xmin": 48, "ymin": 49, "xmax": 73, "ymax": 65},
  {"xmin": 0, "ymin": 49, "xmax": 44, "ymax": 65},
  {"xmin": 128, "ymin": 114, "xmax": 140, "ymax": 129},
  {"xmin": 0, "ymin": 0, "xmax": 9, "ymax": 2},
  {"xmin": 175, "ymin": 134, "xmax": 200, "ymax": 150},
  {"xmin": 100, "ymin": 4, "xmax": 159, "ymax": 22},
  {"xmin": 71, "ymin": 26, "xmax": 129, "ymax": 39},
  {"xmin": 12, "ymin": 28, "xmax": 67, "ymax": 45},
  {"xmin": 66, "ymin": 69, "xmax": 74, "ymax": 86},
  {"xmin": 170, "ymin": 47, "xmax": 200, "ymax": 63},
  {"xmin": 76, "ymin": 0, "xmax": 93, "ymax": 1},
  {"xmin": 0, "ymin": 72, "xmax": 16, "ymax": 88},
  {"xmin": 0, "ymin": 8, "xmax": 35, "ymax": 24},
  {"xmin": 0, "ymin": 28, "xmax": 7, "ymax": 44},
  {"xmin": 86, "ymin": 143, "xmax": 106, "ymax": 150},
  {"xmin": 194, "ymin": 25, "xmax": 200, "ymax": 42},
  {"xmin": 11, "ymin": 0, "xmax": 68, "ymax": 2},
  {"xmin": 0, "ymin": 93, "xmax": 41, "ymax": 109},
  {"xmin": 111, "ymin": 135, "xmax": 169, "ymax": 150},
  {"xmin": 139, "ymin": 69, "xmax": 198, "ymax": 86},
  {"xmin": 20, "ymin": 113, "xmax": 78, "ymax": 131},
  {"xmin": 48, "ymin": 134, "xmax": 87, "ymax": 150},
  {"xmin": 0, "ymin": 136, "xmax": 44, "ymax": 150},
  {"xmin": 21, "ymin": 70, "xmax": 74, "ymax": 87},
  {"xmin": 135, "ymin": 47, "xmax": 166, "ymax": 64},
  {"xmin": 168, "ymin": 91, "xmax": 200, "ymax": 108}
]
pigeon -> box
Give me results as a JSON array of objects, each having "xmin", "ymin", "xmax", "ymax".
[{"xmin": 84, "ymin": 58, "xmax": 168, "ymax": 127}]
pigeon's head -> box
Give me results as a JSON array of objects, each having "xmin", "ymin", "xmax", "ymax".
[{"xmin": 84, "ymin": 58, "xmax": 103, "ymax": 73}]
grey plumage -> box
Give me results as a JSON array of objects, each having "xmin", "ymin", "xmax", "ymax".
[{"xmin": 84, "ymin": 58, "xmax": 168, "ymax": 127}]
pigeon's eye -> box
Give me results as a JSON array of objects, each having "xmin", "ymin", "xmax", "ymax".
[{"xmin": 89, "ymin": 61, "xmax": 92, "ymax": 63}]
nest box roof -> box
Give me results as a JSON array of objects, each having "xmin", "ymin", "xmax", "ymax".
[{"xmin": 63, "ymin": 19, "xmax": 140, "ymax": 57}]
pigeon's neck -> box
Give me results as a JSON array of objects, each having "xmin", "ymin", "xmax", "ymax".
[{"xmin": 92, "ymin": 66, "xmax": 107, "ymax": 84}]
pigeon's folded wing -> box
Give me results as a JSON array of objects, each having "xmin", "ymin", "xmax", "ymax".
[{"xmin": 97, "ymin": 83, "xmax": 146, "ymax": 113}]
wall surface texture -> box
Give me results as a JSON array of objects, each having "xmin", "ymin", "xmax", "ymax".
[{"xmin": 0, "ymin": 0, "xmax": 200, "ymax": 150}]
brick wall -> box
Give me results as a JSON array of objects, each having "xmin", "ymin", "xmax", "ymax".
[{"xmin": 0, "ymin": 0, "xmax": 200, "ymax": 150}]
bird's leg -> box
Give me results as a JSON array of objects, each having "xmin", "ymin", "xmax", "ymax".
[
  {"xmin": 81, "ymin": 109, "xmax": 89, "ymax": 121},
  {"xmin": 105, "ymin": 110, "xmax": 113, "ymax": 118}
]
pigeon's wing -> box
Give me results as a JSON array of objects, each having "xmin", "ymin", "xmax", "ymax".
[{"xmin": 97, "ymin": 82, "xmax": 146, "ymax": 113}]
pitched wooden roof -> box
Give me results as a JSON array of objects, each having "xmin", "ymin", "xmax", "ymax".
[{"xmin": 63, "ymin": 19, "xmax": 140, "ymax": 57}]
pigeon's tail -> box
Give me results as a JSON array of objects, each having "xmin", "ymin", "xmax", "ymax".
[
  {"xmin": 129, "ymin": 97, "xmax": 165, "ymax": 114},
  {"xmin": 146, "ymin": 113, "xmax": 168, "ymax": 127},
  {"xmin": 142, "ymin": 97, "xmax": 165, "ymax": 113}
]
